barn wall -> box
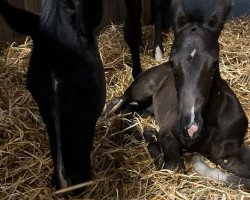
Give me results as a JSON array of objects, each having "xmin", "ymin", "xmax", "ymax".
[{"xmin": 0, "ymin": 0, "xmax": 152, "ymax": 43}]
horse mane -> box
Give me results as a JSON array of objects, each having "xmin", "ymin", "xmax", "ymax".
[
  {"xmin": 182, "ymin": 0, "xmax": 217, "ymax": 24},
  {"xmin": 40, "ymin": 0, "xmax": 59, "ymax": 28},
  {"xmin": 39, "ymin": 0, "xmax": 102, "ymax": 52},
  {"xmin": 40, "ymin": 0, "xmax": 79, "ymax": 50}
]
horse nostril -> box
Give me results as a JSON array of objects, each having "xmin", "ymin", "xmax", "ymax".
[{"xmin": 187, "ymin": 124, "xmax": 199, "ymax": 138}]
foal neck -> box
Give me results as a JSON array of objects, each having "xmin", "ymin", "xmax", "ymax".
[{"xmin": 203, "ymin": 74, "xmax": 226, "ymax": 122}]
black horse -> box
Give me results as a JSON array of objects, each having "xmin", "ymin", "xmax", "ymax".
[
  {"xmin": 106, "ymin": 0, "xmax": 250, "ymax": 191},
  {"xmin": 0, "ymin": 0, "xmax": 106, "ymax": 190},
  {"xmin": 124, "ymin": 0, "xmax": 172, "ymax": 78}
]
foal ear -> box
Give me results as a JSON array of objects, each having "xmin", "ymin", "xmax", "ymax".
[
  {"xmin": 203, "ymin": 0, "xmax": 232, "ymax": 35},
  {"xmin": 171, "ymin": 0, "xmax": 188, "ymax": 36}
]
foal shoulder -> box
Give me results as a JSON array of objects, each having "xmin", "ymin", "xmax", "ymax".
[
  {"xmin": 138, "ymin": 62, "xmax": 172, "ymax": 82},
  {"xmin": 217, "ymin": 79, "xmax": 245, "ymax": 116}
]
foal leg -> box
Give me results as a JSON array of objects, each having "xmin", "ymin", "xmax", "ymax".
[
  {"xmin": 192, "ymin": 153, "xmax": 250, "ymax": 191},
  {"xmin": 105, "ymin": 69, "xmax": 156, "ymax": 116},
  {"xmin": 158, "ymin": 128, "xmax": 185, "ymax": 171},
  {"xmin": 124, "ymin": 0, "xmax": 143, "ymax": 78},
  {"xmin": 195, "ymin": 144, "xmax": 250, "ymax": 191},
  {"xmin": 105, "ymin": 64, "xmax": 167, "ymax": 116},
  {"xmin": 207, "ymin": 110, "xmax": 249, "ymax": 179},
  {"xmin": 211, "ymin": 145, "xmax": 250, "ymax": 179},
  {"xmin": 144, "ymin": 128, "xmax": 165, "ymax": 169}
]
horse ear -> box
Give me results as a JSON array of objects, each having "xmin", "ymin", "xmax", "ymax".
[
  {"xmin": 203, "ymin": 0, "xmax": 232, "ymax": 35},
  {"xmin": 171, "ymin": 0, "xmax": 188, "ymax": 36},
  {"xmin": 0, "ymin": 0, "xmax": 40, "ymax": 36},
  {"xmin": 76, "ymin": 0, "xmax": 103, "ymax": 35}
]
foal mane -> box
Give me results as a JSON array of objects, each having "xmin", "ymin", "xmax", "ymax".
[
  {"xmin": 185, "ymin": 8, "xmax": 204, "ymax": 24},
  {"xmin": 182, "ymin": 0, "xmax": 218, "ymax": 24}
]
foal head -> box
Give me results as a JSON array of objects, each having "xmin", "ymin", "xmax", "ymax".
[{"xmin": 169, "ymin": 0, "xmax": 231, "ymax": 143}]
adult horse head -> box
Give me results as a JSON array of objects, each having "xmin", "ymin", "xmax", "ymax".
[{"xmin": 0, "ymin": 0, "xmax": 105, "ymax": 192}]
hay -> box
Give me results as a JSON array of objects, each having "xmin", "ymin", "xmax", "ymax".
[{"xmin": 0, "ymin": 17, "xmax": 249, "ymax": 199}]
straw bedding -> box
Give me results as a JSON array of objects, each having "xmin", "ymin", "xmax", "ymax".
[{"xmin": 0, "ymin": 17, "xmax": 249, "ymax": 199}]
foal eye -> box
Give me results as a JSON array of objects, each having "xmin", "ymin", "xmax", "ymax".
[
  {"xmin": 169, "ymin": 61, "xmax": 174, "ymax": 68},
  {"xmin": 169, "ymin": 61, "xmax": 179, "ymax": 79},
  {"xmin": 173, "ymin": 71, "xmax": 179, "ymax": 79},
  {"xmin": 209, "ymin": 60, "xmax": 219, "ymax": 78},
  {"xmin": 213, "ymin": 60, "xmax": 219, "ymax": 68},
  {"xmin": 210, "ymin": 60, "xmax": 219, "ymax": 71}
]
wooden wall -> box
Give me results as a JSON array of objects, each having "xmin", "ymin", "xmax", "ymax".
[
  {"xmin": 0, "ymin": 0, "xmax": 41, "ymax": 43},
  {"xmin": 0, "ymin": 0, "xmax": 152, "ymax": 43}
]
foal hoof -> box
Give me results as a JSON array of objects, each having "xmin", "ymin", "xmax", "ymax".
[
  {"xmin": 163, "ymin": 159, "xmax": 186, "ymax": 173},
  {"xmin": 143, "ymin": 128, "xmax": 165, "ymax": 169},
  {"xmin": 143, "ymin": 128, "xmax": 158, "ymax": 143}
]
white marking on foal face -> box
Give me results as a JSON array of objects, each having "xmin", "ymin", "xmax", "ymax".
[
  {"xmin": 190, "ymin": 49, "xmax": 197, "ymax": 59},
  {"xmin": 190, "ymin": 106, "xmax": 195, "ymax": 124},
  {"xmin": 155, "ymin": 45, "xmax": 163, "ymax": 61}
]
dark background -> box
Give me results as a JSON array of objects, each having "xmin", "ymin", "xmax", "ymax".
[{"xmin": 0, "ymin": 0, "xmax": 249, "ymax": 43}]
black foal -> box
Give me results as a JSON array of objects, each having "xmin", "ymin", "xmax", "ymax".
[{"xmin": 106, "ymin": 0, "xmax": 250, "ymax": 191}]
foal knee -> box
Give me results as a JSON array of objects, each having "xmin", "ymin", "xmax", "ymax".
[{"xmin": 143, "ymin": 129, "xmax": 165, "ymax": 169}]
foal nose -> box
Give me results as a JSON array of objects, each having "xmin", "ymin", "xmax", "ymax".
[{"xmin": 186, "ymin": 124, "xmax": 199, "ymax": 138}]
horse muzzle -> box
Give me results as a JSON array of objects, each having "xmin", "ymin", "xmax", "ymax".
[
  {"xmin": 180, "ymin": 119, "xmax": 203, "ymax": 140},
  {"xmin": 187, "ymin": 123, "xmax": 199, "ymax": 137}
]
